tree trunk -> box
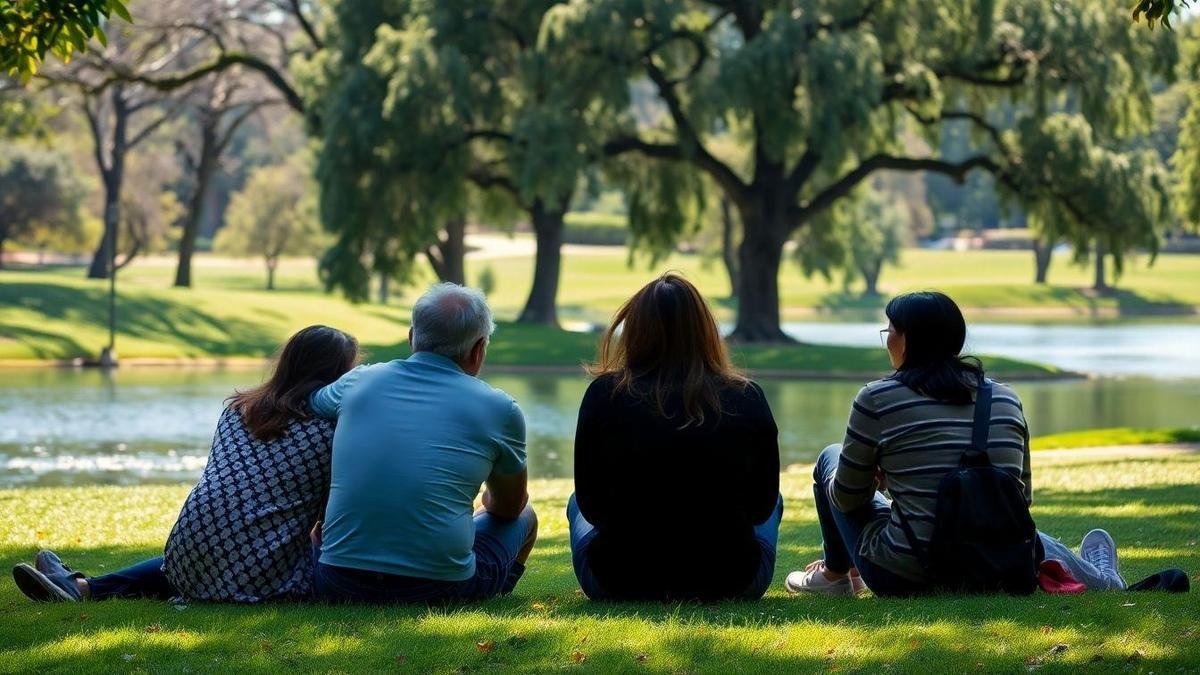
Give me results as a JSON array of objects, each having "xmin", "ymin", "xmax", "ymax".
[
  {"xmin": 1033, "ymin": 238, "xmax": 1053, "ymax": 284},
  {"xmin": 378, "ymin": 272, "xmax": 390, "ymax": 304},
  {"xmin": 266, "ymin": 259, "xmax": 277, "ymax": 290},
  {"xmin": 720, "ymin": 197, "xmax": 740, "ymax": 298},
  {"xmin": 730, "ymin": 216, "xmax": 791, "ymax": 343},
  {"xmin": 86, "ymin": 89, "xmax": 130, "ymax": 280},
  {"xmin": 0, "ymin": 234, "xmax": 6, "ymax": 269},
  {"xmin": 861, "ymin": 260, "xmax": 881, "ymax": 297},
  {"xmin": 517, "ymin": 198, "xmax": 567, "ymax": 326},
  {"xmin": 1093, "ymin": 241, "xmax": 1110, "ymax": 293},
  {"xmin": 174, "ymin": 119, "xmax": 220, "ymax": 288},
  {"xmin": 438, "ymin": 216, "xmax": 466, "ymax": 285}
]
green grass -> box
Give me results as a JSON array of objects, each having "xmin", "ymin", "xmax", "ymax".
[
  {"xmin": 0, "ymin": 254, "xmax": 1063, "ymax": 376},
  {"xmin": 1, "ymin": 446, "xmax": 1197, "ymax": 672},
  {"xmin": 1032, "ymin": 427, "xmax": 1200, "ymax": 451}
]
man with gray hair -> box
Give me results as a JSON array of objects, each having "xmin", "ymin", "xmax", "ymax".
[{"xmin": 307, "ymin": 283, "xmax": 536, "ymax": 603}]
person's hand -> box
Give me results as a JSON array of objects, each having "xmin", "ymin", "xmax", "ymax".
[{"xmin": 310, "ymin": 520, "xmax": 323, "ymax": 548}]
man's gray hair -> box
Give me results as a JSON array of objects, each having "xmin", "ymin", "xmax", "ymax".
[{"xmin": 410, "ymin": 283, "xmax": 496, "ymax": 360}]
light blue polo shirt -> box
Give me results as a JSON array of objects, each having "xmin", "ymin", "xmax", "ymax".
[{"xmin": 309, "ymin": 351, "xmax": 527, "ymax": 581}]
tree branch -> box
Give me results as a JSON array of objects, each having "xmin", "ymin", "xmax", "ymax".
[
  {"xmin": 104, "ymin": 52, "xmax": 304, "ymax": 113},
  {"xmin": 288, "ymin": 0, "xmax": 324, "ymax": 51},
  {"xmin": 640, "ymin": 58, "xmax": 747, "ymax": 196},
  {"xmin": 795, "ymin": 153, "xmax": 999, "ymax": 223}
]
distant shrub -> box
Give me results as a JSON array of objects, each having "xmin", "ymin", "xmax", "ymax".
[
  {"xmin": 563, "ymin": 212, "xmax": 628, "ymax": 246},
  {"xmin": 477, "ymin": 264, "xmax": 496, "ymax": 297}
]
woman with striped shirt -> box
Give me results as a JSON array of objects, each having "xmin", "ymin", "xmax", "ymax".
[{"xmin": 784, "ymin": 292, "xmax": 1127, "ymax": 596}]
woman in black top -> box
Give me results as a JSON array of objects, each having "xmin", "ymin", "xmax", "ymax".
[{"xmin": 569, "ymin": 273, "xmax": 781, "ymax": 601}]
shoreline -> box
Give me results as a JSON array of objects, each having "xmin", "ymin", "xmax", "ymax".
[{"xmin": 0, "ymin": 356, "xmax": 1088, "ymax": 381}]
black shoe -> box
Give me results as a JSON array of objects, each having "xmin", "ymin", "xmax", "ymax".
[
  {"xmin": 12, "ymin": 563, "xmax": 82, "ymax": 602},
  {"xmin": 35, "ymin": 549, "xmax": 81, "ymax": 578}
]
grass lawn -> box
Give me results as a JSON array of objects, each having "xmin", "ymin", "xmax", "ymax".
[
  {"xmin": 1032, "ymin": 427, "xmax": 1200, "ymax": 450},
  {"xmin": 0, "ymin": 253, "xmax": 1069, "ymax": 377},
  {"xmin": 1, "ymin": 446, "xmax": 1196, "ymax": 672}
]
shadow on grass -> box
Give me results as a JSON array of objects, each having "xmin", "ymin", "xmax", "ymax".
[{"xmin": 0, "ymin": 282, "xmax": 280, "ymax": 359}]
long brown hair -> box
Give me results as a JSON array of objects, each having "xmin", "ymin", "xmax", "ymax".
[
  {"xmin": 229, "ymin": 325, "xmax": 360, "ymax": 441},
  {"xmin": 588, "ymin": 272, "xmax": 747, "ymax": 426}
]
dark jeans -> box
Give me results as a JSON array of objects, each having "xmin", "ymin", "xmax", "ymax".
[
  {"xmin": 87, "ymin": 556, "xmax": 176, "ymax": 601},
  {"xmin": 314, "ymin": 505, "xmax": 536, "ymax": 604},
  {"xmin": 812, "ymin": 443, "xmax": 927, "ymax": 597},
  {"xmin": 567, "ymin": 492, "xmax": 784, "ymax": 601}
]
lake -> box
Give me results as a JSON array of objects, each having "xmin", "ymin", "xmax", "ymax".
[{"xmin": 3, "ymin": 320, "xmax": 1199, "ymax": 486}]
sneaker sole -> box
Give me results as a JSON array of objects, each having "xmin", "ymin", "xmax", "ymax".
[
  {"xmin": 12, "ymin": 564, "xmax": 74, "ymax": 602},
  {"xmin": 784, "ymin": 578, "xmax": 854, "ymax": 597}
]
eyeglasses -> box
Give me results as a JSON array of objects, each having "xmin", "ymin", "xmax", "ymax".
[{"xmin": 879, "ymin": 328, "xmax": 890, "ymax": 349}]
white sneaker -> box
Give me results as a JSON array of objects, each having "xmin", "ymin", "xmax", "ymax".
[
  {"xmin": 1080, "ymin": 529, "xmax": 1127, "ymax": 590},
  {"xmin": 784, "ymin": 565, "xmax": 854, "ymax": 596}
]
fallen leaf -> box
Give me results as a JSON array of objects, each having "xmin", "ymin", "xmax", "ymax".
[
  {"xmin": 35, "ymin": 531, "xmax": 45, "ymax": 539},
  {"xmin": 259, "ymin": 641, "xmax": 273, "ymax": 651},
  {"xmin": 394, "ymin": 655, "xmax": 406, "ymax": 665},
  {"xmin": 1048, "ymin": 644, "xmax": 1068, "ymax": 655},
  {"xmin": 572, "ymin": 650, "xmax": 586, "ymax": 664},
  {"xmin": 1039, "ymin": 625, "xmax": 1053, "ymax": 634},
  {"xmin": 145, "ymin": 623, "xmax": 162, "ymax": 634},
  {"xmin": 635, "ymin": 653, "xmax": 649, "ymax": 663},
  {"xmin": 476, "ymin": 640, "xmax": 495, "ymax": 654},
  {"xmin": 531, "ymin": 602, "xmax": 546, "ymax": 611},
  {"xmin": 826, "ymin": 648, "xmax": 836, "ymax": 656}
]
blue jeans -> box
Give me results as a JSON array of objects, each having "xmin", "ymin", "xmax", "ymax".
[
  {"xmin": 314, "ymin": 505, "xmax": 537, "ymax": 604},
  {"xmin": 812, "ymin": 444, "xmax": 928, "ymax": 597},
  {"xmin": 87, "ymin": 556, "xmax": 176, "ymax": 601},
  {"xmin": 567, "ymin": 493, "xmax": 783, "ymax": 601}
]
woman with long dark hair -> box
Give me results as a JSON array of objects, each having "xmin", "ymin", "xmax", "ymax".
[
  {"xmin": 13, "ymin": 325, "xmax": 359, "ymax": 603},
  {"xmin": 569, "ymin": 273, "xmax": 782, "ymax": 601},
  {"xmin": 784, "ymin": 291, "xmax": 1126, "ymax": 596}
]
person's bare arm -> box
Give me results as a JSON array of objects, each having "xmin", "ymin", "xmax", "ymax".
[{"xmin": 483, "ymin": 468, "xmax": 528, "ymax": 520}]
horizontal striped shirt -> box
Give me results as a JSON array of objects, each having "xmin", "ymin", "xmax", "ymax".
[{"xmin": 830, "ymin": 377, "xmax": 1031, "ymax": 582}]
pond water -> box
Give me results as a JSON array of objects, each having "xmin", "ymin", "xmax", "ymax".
[
  {"xmin": 2, "ymin": 362, "xmax": 1198, "ymax": 486},
  {"xmin": 779, "ymin": 322, "xmax": 1200, "ymax": 379}
]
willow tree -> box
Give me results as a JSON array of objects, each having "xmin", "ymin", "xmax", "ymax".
[
  {"xmin": 1172, "ymin": 20, "xmax": 1200, "ymax": 230},
  {"xmin": 551, "ymin": 0, "xmax": 1178, "ymax": 341},
  {"xmin": 309, "ymin": 1, "xmax": 627, "ymax": 324}
]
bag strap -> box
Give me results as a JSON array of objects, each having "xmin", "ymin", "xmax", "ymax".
[{"xmin": 971, "ymin": 378, "xmax": 993, "ymax": 453}]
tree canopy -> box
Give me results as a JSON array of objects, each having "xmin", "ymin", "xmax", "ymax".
[
  {"xmin": 541, "ymin": 0, "xmax": 1179, "ymax": 341},
  {"xmin": 1, "ymin": 0, "xmax": 131, "ymax": 78},
  {"xmin": 0, "ymin": 143, "xmax": 84, "ymax": 266}
]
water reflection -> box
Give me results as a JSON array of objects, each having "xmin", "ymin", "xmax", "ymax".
[{"xmin": 1, "ymin": 367, "xmax": 1198, "ymax": 486}]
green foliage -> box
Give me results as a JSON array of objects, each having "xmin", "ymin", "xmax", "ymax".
[
  {"xmin": 215, "ymin": 155, "xmax": 323, "ymax": 289},
  {"xmin": 0, "ymin": 0, "xmax": 131, "ymax": 78},
  {"xmin": 1171, "ymin": 21, "xmax": 1200, "ymax": 229},
  {"xmin": 1016, "ymin": 114, "xmax": 1170, "ymax": 277},
  {"xmin": 796, "ymin": 185, "xmax": 907, "ymax": 296},
  {"xmin": 477, "ymin": 264, "xmax": 496, "ymax": 297},
  {"xmin": 0, "ymin": 143, "xmax": 84, "ymax": 257},
  {"xmin": 1131, "ymin": 0, "xmax": 1193, "ymax": 30}
]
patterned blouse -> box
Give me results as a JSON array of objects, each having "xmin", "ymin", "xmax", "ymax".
[{"xmin": 163, "ymin": 406, "xmax": 334, "ymax": 602}]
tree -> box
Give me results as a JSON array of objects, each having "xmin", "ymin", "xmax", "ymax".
[
  {"xmin": 0, "ymin": 143, "xmax": 84, "ymax": 267},
  {"xmin": 40, "ymin": 0, "xmax": 202, "ymax": 279},
  {"xmin": 115, "ymin": 149, "xmax": 181, "ymax": 269},
  {"xmin": 173, "ymin": 74, "xmax": 276, "ymax": 288},
  {"xmin": 1, "ymin": 0, "xmax": 131, "ymax": 78},
  {"xmin": 215, "ymin": 156, "xmax": 322, "ymax": 290},
  {"xmin": 552, "ymin": 0, "xmax": 1178, "ymax": 341},
  {"xmin": 794, "ymin": 184, "xmax": 906, "ymax": 298},
  {"xmin": 1131, "ymin": 1, "xmax": 1193, "ymax": 30},
  {"xmin": 1172, "ymin": 20, "xmax": 1200, "ymax": 230},
  {"xmin": 310, "ymin": 2, "xmax": 629, "ymax": 325}
]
